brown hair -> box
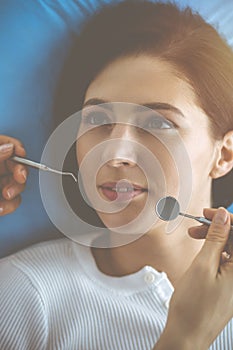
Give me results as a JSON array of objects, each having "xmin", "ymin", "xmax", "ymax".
[{"xmin": 55, "ymin": 0, "xmax": 233, "ymax": 209}]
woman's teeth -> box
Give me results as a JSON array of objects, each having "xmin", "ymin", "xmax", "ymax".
[
  {"xmin": 112, "ymin": 187, "xmax": 134, "ymax": 192},
  {"xmin": 99, "ymin": 183, "xmax": 147, "ymax": 202}
]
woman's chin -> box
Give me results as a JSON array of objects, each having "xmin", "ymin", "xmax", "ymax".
[{"xmin": 97, "ymin": 211, "xmax": 138, "ymax": 230}]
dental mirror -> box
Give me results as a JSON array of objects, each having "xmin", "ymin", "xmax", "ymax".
[{"xmin": 155, "ymin": 196, "xmax": 233, "ymax": 231}]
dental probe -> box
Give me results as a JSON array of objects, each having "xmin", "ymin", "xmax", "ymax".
[{"xmin": 11, "ymin": 156, "xmax": 78, "ymax": 183}]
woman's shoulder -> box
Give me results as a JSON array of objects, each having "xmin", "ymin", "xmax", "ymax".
[
  {"xmin": 1, "ymin": 238, "xmax": 70, "ymax": 262},
  {"xmin": 0, "ymin": 238, "xmax": 90, "ymax": 294},
  {"xmin": 0, "ymin": 238, "xmax": 86, "ymax": 276}
]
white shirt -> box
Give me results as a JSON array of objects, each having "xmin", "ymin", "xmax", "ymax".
[{"xmin": 0, "ymin": 238, "xmax": 232, "ymax": 349}]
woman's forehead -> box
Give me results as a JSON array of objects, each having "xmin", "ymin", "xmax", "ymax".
[
  {"xmin": 85, "ymin": 55, "xmax": 197, "ymax": 108},
  {"xmin": 83, "ymin": 55, "xmax": 212, "ymax": 130}
]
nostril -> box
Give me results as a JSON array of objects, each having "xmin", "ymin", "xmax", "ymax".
[{"xmin": 107, "ymin": 159, "xmax": 136, "ymax": 168}]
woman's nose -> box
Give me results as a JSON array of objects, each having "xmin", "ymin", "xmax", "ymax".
[{"xmin": 101, "ymin": 124, "xmax": 138, "ymax": 168}]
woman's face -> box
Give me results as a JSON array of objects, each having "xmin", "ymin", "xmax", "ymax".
[{"xmin": 76, "ymin": 55, "xmax": 218, "ymax": 233}]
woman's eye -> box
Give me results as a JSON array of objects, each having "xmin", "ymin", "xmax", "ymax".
[
  {"xmin": 83, "ymin": 111, "xmax": 112, "ymax": 126},
  {"xmin": 144, "ymin": 116, "xmax": 176, "ymax": 130}
]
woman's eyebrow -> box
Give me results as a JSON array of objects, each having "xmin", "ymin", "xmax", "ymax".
[
  {"xmin": 83, "ymin": 98, "xmax": 185, "ymax": 118},
  {"xmin": 83, "ymin": 98, "xmax": 111, "ymax": 109},
  {"xmin": 143, "ymin": 102, "xmax": 185, "ymax": 118}
]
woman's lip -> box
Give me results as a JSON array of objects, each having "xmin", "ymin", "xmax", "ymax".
[
  {"xmin": 99, "ymin": 182, "xmax": 148, "ymax": 191},
  {"xmin": 98, "ymin": 181, "xmax": 148, "ymax": 202}
]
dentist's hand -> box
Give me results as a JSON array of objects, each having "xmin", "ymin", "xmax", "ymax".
[
  {"xmin": 155, "ymin": 207, "xmax": 233, "ymax": 350},
  {"xmin": 189, "ymin": 207, "xmax": 233, "ymax": 259},
  {"xmin": 0, "ymin": 135, "xmax": 28, "ymax": 215}
]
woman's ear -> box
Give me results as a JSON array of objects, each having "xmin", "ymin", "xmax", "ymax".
[{"xmin": 210, "ymin": 130, "xmax": 233, "ymax": 179}]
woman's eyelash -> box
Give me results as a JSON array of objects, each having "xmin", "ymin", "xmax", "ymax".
[
  {"xmin": 81, "ymin": 110, "xmax": 178, "ymax": 130},
  {"xmin": 143, "ymin": 117, "xmax": 176, "ymax": 129},
  {"xmin": 82, "ymin": 111, "xmax": 111, "ymax": 125},
  {"xmin": 138, "ymin": 112, "xmax": 178, "ymax": 130}
]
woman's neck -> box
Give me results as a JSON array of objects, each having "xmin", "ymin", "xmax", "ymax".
[{"xmin": 91, "ymin": 221, "xmax": 204, "ymax": 288}]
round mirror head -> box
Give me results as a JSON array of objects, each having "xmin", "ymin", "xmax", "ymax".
[{"xmin": 155, "ymin": 196, "xmax": 180, "ymax": 221}]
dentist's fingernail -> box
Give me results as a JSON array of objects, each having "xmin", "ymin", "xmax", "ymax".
[
  {"xmin": 0, "ymin": 143, "xmax": 14, "ymax": 153},
  {"xmin": 213, "ymin": 207, "xmax": 228, "ymax": 225},
  {"xmin": 7, "ymin": 188, "xmax": 14, "ymax": 199},
  {"xmin": 21, "ymin": 169, "xmax": 27, "ymax": 181}
]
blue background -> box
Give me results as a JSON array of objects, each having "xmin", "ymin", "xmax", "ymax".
[{"xmin": 0, "ymin": 0, "xmax": 232, "ymax": 258}]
